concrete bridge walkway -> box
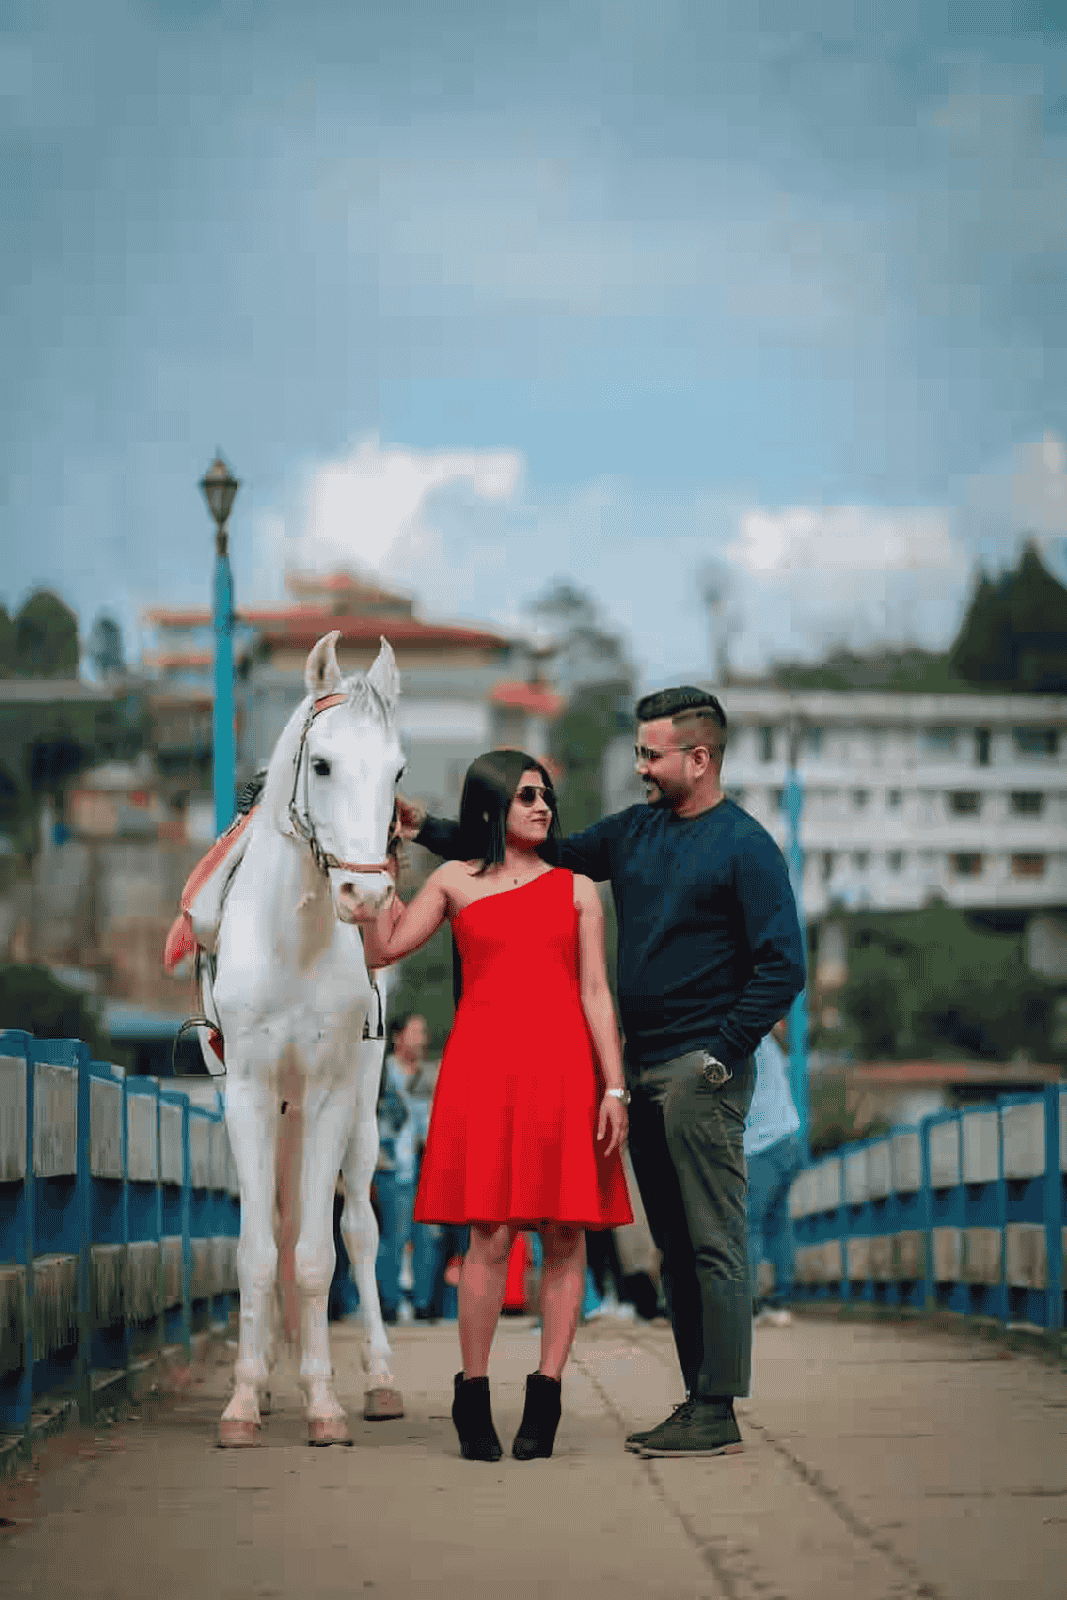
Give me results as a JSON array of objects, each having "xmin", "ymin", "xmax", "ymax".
[{"xmin": 1, "ymin": 1312, "xmax": 1064, "ymax": 1600}]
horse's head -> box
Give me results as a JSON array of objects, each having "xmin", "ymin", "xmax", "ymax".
[{"xmin": 299, "ymin": 631, "xmax": 405, "ymax": 926}]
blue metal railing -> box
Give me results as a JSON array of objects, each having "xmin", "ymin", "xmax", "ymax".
[
  {"xmin": 783, "ymin": 1084, "xmax": 1066, "ymax": 1331},
  {"xmin": 0, "ymin": 1030, "xmax": 240, "ymax": 1444}
]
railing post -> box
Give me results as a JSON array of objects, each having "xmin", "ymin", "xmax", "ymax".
[
  {"xmin": 993, "ymin": 1102, "xmax": 1009, "ymax": 1325},
  {"xmin": 120, "ymin": 1068, "xmax": 131, "ymax": 1377},
  {"xmin": 155, "ymin": 1084, "xmax": 165, "ymax": 1359},
  {"xmin": 1044, "ymin": 1085, "xmax": 1063, "ymax": 1334},
  {"xmin": 180, "ymin": 1094, "xmax": 191, "ymax": 1359},
  {"xmin": 10, "ymin": 1031, "xmax": 34, "ymax": 1449},
  {"xmin": 70, "ymin": 1039, "xmax": 92, "ymax": 1425},
  {"xmin": 919, "ymin": 1116, "xmax": 935, "ymax": 1312}
]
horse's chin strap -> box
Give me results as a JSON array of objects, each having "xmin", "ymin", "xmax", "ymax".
[{"xmin": 286, "ymin": 690, "xmax": 397, "ymax": 877}]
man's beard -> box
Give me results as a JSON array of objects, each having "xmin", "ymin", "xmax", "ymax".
[{"xmin": 643, "ymin": 781, "xmax": 672, "ymax": 807}]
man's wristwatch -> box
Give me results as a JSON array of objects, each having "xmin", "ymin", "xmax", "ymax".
[
  {"xmin": 700, "ymin": 1052, "xmax": 732, "ymax": 1088},
  {"xmin": 605, "ymin": 1087, "xmax": 631, "ymax": 1106}
]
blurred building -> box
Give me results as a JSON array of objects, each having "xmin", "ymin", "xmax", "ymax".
[
  {"xmin": 29, "ymin": 753, "xmax": 199, "ymax": 1013},
  {"xmin": 604, "ymin": 686, "xmax": 1067, "ymax": 921},
  {"xmin": 829, "ymin": 1057, "xmax": 1063, "ymax": 1131},
  {"xmin": 0, "ymin": 674, "xmax": 143, "ymax": 845},
  {"xmin": 143, "ymin": 570, "xmax": 560, "ymax": 824}
]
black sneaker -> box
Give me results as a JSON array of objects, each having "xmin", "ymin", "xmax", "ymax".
[
  {"xmin": 639, "ymin": 1398, "xmax": 743, "ymax": 1458},
  {"xmin": 625, "ymin": 1398, "xmax": 695, "ymax": 1453}
]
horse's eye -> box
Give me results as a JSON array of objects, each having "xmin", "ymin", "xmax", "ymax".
[
  {"xmin": 312, "ymin": 758, "xmax": 331, "ymax": 778},
  {"xmin": 395, "ymin": 767, "xmax": 406, "ymax": 784}
]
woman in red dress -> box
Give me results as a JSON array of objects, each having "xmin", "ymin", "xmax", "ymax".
[{"xmin": 364, "ymin": 749, "xmax": 632, "ymax": 1463}]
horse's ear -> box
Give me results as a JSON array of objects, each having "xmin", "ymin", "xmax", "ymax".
[
  {"xmin": 304, "ymin": 632, "xmax": 343, "ymax": 697},
  {"xmin": 366, "ymin": 636, "xmax": 400, "ymax": 716}
]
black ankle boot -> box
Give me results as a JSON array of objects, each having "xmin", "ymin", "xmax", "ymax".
[
  {"xmin": 512, "ymin": 1372, "xmax": 562, "ymax": 1461},
  {"xmin": 451, "ymin": 1372, "xmax": 503, "ymax": 1462}
]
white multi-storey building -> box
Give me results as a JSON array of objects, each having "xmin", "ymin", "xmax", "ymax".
[{"xmin": 603, "ymin": 688, "xmax": 1067, "ymax": 920}]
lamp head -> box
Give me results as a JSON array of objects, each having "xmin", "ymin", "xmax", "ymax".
[{"xmin": 200, "ymin": 454, "xmax": 240, "ymax": 531}]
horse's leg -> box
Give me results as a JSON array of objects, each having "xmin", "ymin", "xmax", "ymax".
[
  {"xmin": 295, "ymin": 1075, "xmax": 360, "ymax": 1446},
  {"xmin": 219, "ymin": 1072, "xmax": 279, "ymax": 1447},
  {"xmin": 257, "ymin": 1240, "xmax": 288, "ymax": 1420},
  {"xmin": 339, "ymin": 1056, "xmax": 403, "ymax": 1419}
]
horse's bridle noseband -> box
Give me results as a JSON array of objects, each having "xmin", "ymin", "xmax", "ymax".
[{"xmin": 287, "ymin": 691, "xmax": 399, "ymax": 877}]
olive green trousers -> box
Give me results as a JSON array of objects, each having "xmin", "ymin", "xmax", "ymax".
[{"xmin": 626, "ymin": 1049, "xmax": 755, "ymax": 1399}]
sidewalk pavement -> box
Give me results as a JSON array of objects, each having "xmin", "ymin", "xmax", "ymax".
[{"xmin": 1, "ymin": 1311, "xmax": 1065, "ymax": 1599}]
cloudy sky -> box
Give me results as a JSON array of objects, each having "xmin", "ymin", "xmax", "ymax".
[{"xmin": 4, "ymin": 1, "xmax": 1067, "ymax": 685}]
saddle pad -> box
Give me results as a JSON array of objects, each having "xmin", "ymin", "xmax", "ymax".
[
  {"xmin": 180, "ymin": 808, "xmax": 256, "ymax": 913},
  {"xmin": 162, "ymin": 807, "xmax": 257, "ymax": 974},
  {"xmin": 163, "ymin": 912, "xmax": 196, "ymax": 974}
]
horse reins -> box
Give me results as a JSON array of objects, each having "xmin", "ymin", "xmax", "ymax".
[{"xmin": 287, "ymin": 690, "xmax": 399, "ymax": 877}]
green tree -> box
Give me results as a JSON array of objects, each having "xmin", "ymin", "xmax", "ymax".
[
  {"xmin": 525, "ymin": 579, "xmax": 635, "ymax": 834},
  {"xmin": 527, "ymin": 580, "xmax": 633, "ymax": 700},
  {"xmin": 88, "ymin": 613, "xmax": 125, "ymax": 679},
  {"xmin": 838, "ymin": 903, "xmax": 1061, "ymax": 1064},
  {"xmin": 549, "ymin": 678, "xmax": 633, "ymax": 834},
  {"xmin": 773, "ymin": 645, "xmax": 966, "ymax": 694},
  {"xmin": 0, "ymin": 964, "xmax": 112, "ymax": 1059},
  {"xmin": 15, "ymin": 591, "xmax": 79, "ymax": 678},
  {"xmin": 0, "ymin": 605, "xmax": 15, "ymax": 677},
  {"xmin": 949, "ymin": 570, "xmax": 1011, "ymax": 687},
  {"xmin": 949, "ymin": 540, "xmax": 1067, "ymax": 693}
]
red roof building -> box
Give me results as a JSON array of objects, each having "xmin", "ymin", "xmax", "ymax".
[{"xmin": 143, "ymin": 570, "xmax": 564, "ymax": 818}]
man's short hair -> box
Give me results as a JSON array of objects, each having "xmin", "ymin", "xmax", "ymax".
[{"xmin": 635, "ymin": 685, "xmax": 728, "ymax": 754}]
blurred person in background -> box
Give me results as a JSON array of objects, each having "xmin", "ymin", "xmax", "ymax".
[
  {"xmin": 389, "ymin": 1013, "xmax": 445, "ymax": 1321},
  {"xmin": 745, "ymin": 1019, "xmax": 805, "ymax": 1328},
  {"xmin": 375, "ymin": 1015, "xmax": 421, "ymax": 1323}
]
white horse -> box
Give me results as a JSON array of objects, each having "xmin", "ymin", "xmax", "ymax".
[{"xmin": 201, "ymin": 631, "xmax": 406, "ymax": 1447}]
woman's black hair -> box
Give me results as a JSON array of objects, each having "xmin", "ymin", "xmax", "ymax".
[{"xmin": 457, "ymin": 748, "xmax": 561, "ymax": 875}]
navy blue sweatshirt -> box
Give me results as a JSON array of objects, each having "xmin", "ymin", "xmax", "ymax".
[{"xmin": 417, "ymin": 797, "xmax": 806, "ymax": 1069}]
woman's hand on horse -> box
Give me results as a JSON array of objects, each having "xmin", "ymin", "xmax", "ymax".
[
  {"xmin": 596, "ymin": 1093, "xmax": 628, "ymax": 1158},
  {"xmin": 394, "ymin": 792, "xmax": 426, "ymax": 841}
]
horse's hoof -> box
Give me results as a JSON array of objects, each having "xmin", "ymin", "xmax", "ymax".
[
  {"xmin": 218, "ymin": 1417, "xmax": 262, "ymax": 1448},
  {"xmin": 308, "ymin": 1414, "xmax": 353, "ymax": 1447},
  {"xmin": 363, "ymin": 1387, "xmax": 404, "ymax": 1421}
]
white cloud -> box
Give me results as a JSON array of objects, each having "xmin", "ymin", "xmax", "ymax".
[
  {"xmin": 291, "ymin": 434, "xmax": 524, "ymax": 584},
  {"xmin": 273, "ymin": 432, "xmax": 1067, "ymax": 692},
  {"xmin": 955, "ymin": 432, "xmax": 1067, "ymax": 579},
  {"xmin": 720, "ymin": 502, "xmax": 972, "ymax": 674},
  {"xmin": 244, "ymin": 509, "xmax": 289, "ymax": 605},
  {"xmin": 728, "ymin": 504, "xmax": 961, "ymax": 575}
]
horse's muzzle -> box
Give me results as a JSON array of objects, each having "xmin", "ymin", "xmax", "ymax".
[{"xmin": 336, "ymin": 876, "xmax": 395, "ymax": 925}]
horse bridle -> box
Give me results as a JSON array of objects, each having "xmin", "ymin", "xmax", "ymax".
[{"xmin": 287, "ymin": 691, "xmax": 399, "ymax": 877}]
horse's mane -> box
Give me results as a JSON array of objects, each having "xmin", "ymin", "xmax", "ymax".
[{"xmin": 257, "ymin": 674, "xmax": 395, "ymax": 837}]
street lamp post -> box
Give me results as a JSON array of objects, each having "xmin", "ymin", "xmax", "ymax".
[
  {"xmin": 782, "ymin": 726, "xmax": 811, "ymax": 1161},
  {"xmin": 200, "ymin": 454, "xmax": 241, "ymax": 838}
]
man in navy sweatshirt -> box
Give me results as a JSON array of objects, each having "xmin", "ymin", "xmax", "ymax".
[{"xmin": 399, "ymin": 685, "xmax": 806, "ymax": 1458}]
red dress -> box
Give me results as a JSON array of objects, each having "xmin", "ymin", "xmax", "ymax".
[{"xmin": 413, "ymin": 868, "xmax": 633, "ymax": 1230}]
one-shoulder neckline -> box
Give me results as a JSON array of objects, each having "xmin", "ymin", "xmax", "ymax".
[{"xmin": 451, "ymin": 866, "xmax": 564, "ymax": 924}]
